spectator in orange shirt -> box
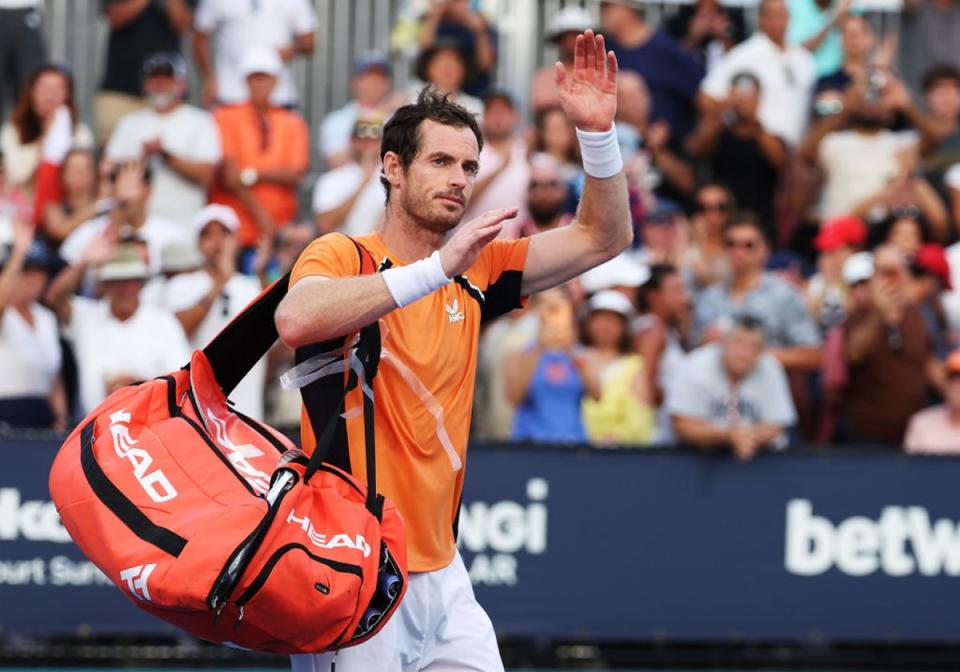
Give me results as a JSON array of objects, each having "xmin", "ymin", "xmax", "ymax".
[{"xmin": 210, "ymin": 49, "xmax": 309, "ymax": 260}]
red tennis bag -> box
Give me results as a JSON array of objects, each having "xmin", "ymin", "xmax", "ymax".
[{"xmin": 48, "ymin": 263, "xmax": 407, "ymax": 654}]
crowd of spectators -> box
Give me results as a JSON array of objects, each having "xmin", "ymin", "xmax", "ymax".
[{"xmin": 2, "ymin": 0, "xmax": 960, "ymax": 457}]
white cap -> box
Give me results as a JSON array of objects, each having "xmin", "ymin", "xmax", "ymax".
[
  {"xmin": 587, "ymin": 290, "xmax": 635, "ymax": 318},
  {"xmin": 546, "ymin": 7, "xmax": 596, "ymax": 42},
  {"xmin": 194, "ymin": 204, "xmax": 239, "ymax": 236},
  {"xmin": 580, "ymin": 253, "xmax": 650, "ymax": 294},
  {"xmin": 240, "ymin": 49, "xmax": 283, "ymax": 78},
  {"xmin": 843, "ymin": 251, "xmax": 874, "ymax": 285}
]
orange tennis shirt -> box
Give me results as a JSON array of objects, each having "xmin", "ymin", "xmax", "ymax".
[{"xmin": 290, "ymin": 231, "xmax": 530, "ymax": 572}]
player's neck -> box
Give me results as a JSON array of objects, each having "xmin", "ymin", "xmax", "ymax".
[{"xmin": 380, "ymin": 207, "xmax": 447, "ymax": 263}]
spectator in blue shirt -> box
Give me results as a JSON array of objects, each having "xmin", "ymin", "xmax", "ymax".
[
  {"xmin": 600, "ymin": 0, "xmax": 705, "ymax": 142},
  {"xmin": 506, "ymin": 288, "xmax": 601, "ymax": 443}
]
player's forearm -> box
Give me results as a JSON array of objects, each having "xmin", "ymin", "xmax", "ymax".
[{"xmin": 276, "ymin": 275, "xmax": 399, "ymax": 348}]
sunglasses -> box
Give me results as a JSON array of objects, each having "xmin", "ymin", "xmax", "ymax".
[
  {"xmin": 890, "ymin": 203, "xmax": 920, "ymax": 220},
  {"xmin": 697, "ymin": 201, "xmax": 728, "ymax": 213},
  {"xmin": 354, "ymin": 124, "xmax": 384, "ymax": 140},
  {"xmin": 724, "ymin": 237, "xmax": 759, "ymax": 250},
  {"xmin": 529, "ymin": 179, "xmax": 564, "ymax": 190}
]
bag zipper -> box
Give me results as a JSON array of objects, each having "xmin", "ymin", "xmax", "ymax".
[
  {"xmin": 233, "ymin": 542, "xmax": 362, "ymax": 610},
  {"xmin": 207, "ymin": 469, "xmax": 298, "ymax": 611}
]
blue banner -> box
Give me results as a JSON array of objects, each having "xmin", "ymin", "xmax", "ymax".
[{"xmin": 3, "ymin": 438, "xmax": 960, "ymax": 642}]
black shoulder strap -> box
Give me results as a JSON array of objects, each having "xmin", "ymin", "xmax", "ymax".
[
  {"xmin": 203, "ymin": 273, "xmax": 290, "ymax": 395},
  {"xmin": 297, "ymin": 237, "xmax": 384, "ymax": 520}
]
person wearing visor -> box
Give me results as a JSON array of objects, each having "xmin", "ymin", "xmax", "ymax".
[
  {"xmin": 0, "ymin": 215, "xmax": 65, "ymax": 429},
  {"xmin": 106, "ymin": 52, "xmax": 221, "ymax": 229},
  {"xmin": 312, "ymin": 116, "xmax": 387, "ymax": 237},
  {"xmin": 211, "ymin": 49, "xmax": 309, "ymax": 260}
]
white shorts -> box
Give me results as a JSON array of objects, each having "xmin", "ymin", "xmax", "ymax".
[{"xmin": 291, "ymin": 551, "xmax": 503, "ymax": 672}]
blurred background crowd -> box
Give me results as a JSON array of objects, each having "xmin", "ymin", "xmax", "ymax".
[{"xmin": 2, "ymin": 0, "xmax": 960, "ymax": 456}]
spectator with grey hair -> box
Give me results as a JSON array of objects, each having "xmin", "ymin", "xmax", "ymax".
[{"xmin": 666, "ymin": 313, "xmax": 796, "ymax": 459}]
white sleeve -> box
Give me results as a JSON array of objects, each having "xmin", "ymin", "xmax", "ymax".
[
  {"xmin": 664, "ymin": 357, "xmax": 711, "ymax": 420},
  {"xmin": 161, "ymin": 313, "xmax": 194, "ymax": 370},
  {"xmin": 59, "ymin": 222, "xmax": 98, "ymax": 266},
  {"xmin": 0, "ymin": 123, "xmax": 39, "ymax": 187},
  {"xmin": 191, "ymin": 111, "xmax": 223, "ymax": 162},
  {"xmin": 817, "ymin": 132, "xmax": 839, "ymax": 171},
  {"xmin": 312, "ymin": 169, "xmax": 355, "ymax": 214},
  {"xmin": 320, "ymin": 109, "xmax": 354, "ymax": 158},
  {"xmin": 193, "ymin": 0, "xmax": 221, "ymax": 33},
  {"xmin": 164, "ymin": 273, "xmax": 213, "ymax": 313},
  {"xmin": 945, "ymin": 163, "xmax": 960, "ymax": 191},
  {"xmin": 757, "ymin": 355, "xmax": 797, "ymax": 427},
  {"xmin": 700, "ymin": 50, "xmax": 737, "ymax": 100},
  {"xmin": 104, "ymin": 117, "xmax": 141, "ymax": 161},
  {"xmin": 290, "ymin": 0, "xmax": 318, "ymax": 34}
]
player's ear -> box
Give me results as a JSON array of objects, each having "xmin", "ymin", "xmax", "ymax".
[{"xmin": 382, "ymin": 151, "xmax": 404, "ymax": 192}]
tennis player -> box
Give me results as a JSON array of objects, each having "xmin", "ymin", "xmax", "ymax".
[{"xmin": 277, "ymin": 29, "xmax": 630, "ymax": 672}]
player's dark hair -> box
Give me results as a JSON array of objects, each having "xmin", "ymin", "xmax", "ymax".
[{"xmin": 379, "ymin": 87, "xmax": 483, "ymax": 203}]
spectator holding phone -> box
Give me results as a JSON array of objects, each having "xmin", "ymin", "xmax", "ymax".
[{"xmin": 505, "ymin": 287, "xmax": 601, "ymax": 443}]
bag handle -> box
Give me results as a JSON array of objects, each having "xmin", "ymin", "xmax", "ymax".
[{"xmin": 202, "ymin": 273, "xmax": 290, "ymax": 395}]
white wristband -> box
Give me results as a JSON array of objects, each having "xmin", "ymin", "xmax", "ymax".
[
  {"xmin": 576, "ymin": 124, "xmax": 623, "ymax": 179},
  {"xmin": 381, "ymin": 250, "xmax": 451, "ymax": 308}
]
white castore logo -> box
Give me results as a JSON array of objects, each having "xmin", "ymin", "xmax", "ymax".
[
  {"xmin": 120, "ymin": 563, "xmax": 156, "ymax": 600},
  {"xmin": 110, "ymin": 410, "xmax": 177, "ymax": 503},
  {"xmin": 446, "ymin": 299, "xmax": 464, "ymax": 324}
]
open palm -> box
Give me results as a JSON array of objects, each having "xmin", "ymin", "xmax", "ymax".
[{"xmin": 555, "ymin": 29, "xmax": 619, "ymax": 132}]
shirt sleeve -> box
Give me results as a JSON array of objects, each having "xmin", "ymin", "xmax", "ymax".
[
  {"xmin": 160, "ymin": 313, "xmax": 193, "ymax": 370},
  {"xmin": 475, "ymin": 237, "xmax": 530, "ymax": 323},
  {"xmin": 757, "ymin": 354, "xmax": 797, "ymax": 426},
  {"xmin": 191, "ymin": 111, "xmax": 222, "ymax": 162},
  {"xmin": 290, "ymin": 0, "xmax": 318, "ymax": 34},
  {"xmin": 164, "ymin": 273, "xmax": 213, "ymax": 313},
  {"xmin": 664, "ymin": 356, "xmax": 710, "ymax": 420},
  {"xmin": 312, "ymin": 168, "xmax": 356, "ymax": 214},
  {"xmin": 699, "ymin": 48, "xmax": 736, "ymax": 100},
  {"xmin": 193, "ymin": 0, "xmax": 219, "ymax": 32},
  {"xmin": 289, "ymin": 232, "xmax": 362, "ymax": 286},
  {"xmin": 780, "ymin": 285, "xmax": 822, "ymax": 346}
]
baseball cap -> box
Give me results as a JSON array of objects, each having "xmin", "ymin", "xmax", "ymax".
[
  {"xmin": 580, "ymin": 253, "xmax": 650, "ymax": 293},
  {"xmin": 96, "ymin": 246, "xmax": 151, "ymax": 283},
  {"xmin": 915, "ymin": 243, "xmax": 953, "ymax": 290},
  {"xmin": 142, "ymin": 52, "xmax": 187, "ymax": 80},
  {"xmin": 587, "ymin": 289, "xmax": 635, "ymax": 318},
  {"xmin": 815, "ymin": 215, "xmax": 867, "ymax": 252},
  {"xmin": 241, "ymin": 49, "xmax": 283, "ymax": 78},
  {"xmin": 946, "ymin": 349, "xmax": 960, "ymax": 376},
  {"xmin": 842, "ymin": 251, "xmax": 874, "ymax": 285},
  {"xmin": 194, "ymin": 204, "xmax": 240, "ymax": 237},
  {"xmin": 354, "ymin": 51, "xmax": 392, "ymax": 78},
  {"xmin": 545, "ymin": 7, "xmax": 596, "ymax": 42}
]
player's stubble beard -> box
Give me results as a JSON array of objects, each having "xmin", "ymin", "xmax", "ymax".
[{"xmin": 399, "ymin": 173, "xmax": 467, "ymax": 236}]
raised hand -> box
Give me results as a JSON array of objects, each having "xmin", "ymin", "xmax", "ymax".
[
  {"xmin": 439, "ymin": 207, "xmax": 518, "ymax": 277},
  {"xmin": 555, "ymin": 29, "xmax": 619, "ymax": 132},
  {"xmin": 10, "ymin": 214, "xmax": 34, "ymax": 257}
]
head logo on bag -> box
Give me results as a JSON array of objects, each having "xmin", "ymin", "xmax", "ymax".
[
  {"xmin": 110, "ymin": 410, "xmax": 178, "ymax": 503},
  {"xmin": 286, "ymin": 508, "xmax": 372, "ymax": 557}
]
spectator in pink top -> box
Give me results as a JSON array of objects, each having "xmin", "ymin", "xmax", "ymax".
[{"xmin": 905, "ymin": 349, "xmax": 960, "ymax": 454}]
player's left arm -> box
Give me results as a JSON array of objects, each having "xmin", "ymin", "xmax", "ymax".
[{"xmin": 521, "ymin": 30, "xmax": 632, "ymax": 296}]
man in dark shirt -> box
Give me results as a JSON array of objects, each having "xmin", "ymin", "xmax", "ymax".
[
  {"xmin": 96, "ymin": 0, "xmax": 196, "ymax": 143},
  {"xmin": 840, "ymin": 245, "xmax": 935, "ymax": 445},
  {"xmin": 600, "ymin": 0, "xmax": 705, "ymax": 142},
  {"xmin": 686, "ymin": 72, "xmax": 787, "ymax": 241}
]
